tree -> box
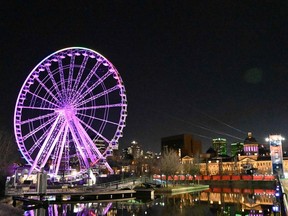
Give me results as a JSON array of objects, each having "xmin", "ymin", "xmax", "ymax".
[
  {"xmin": 0, "ymin": 131, "xmax": 22, "ymax": 175},
  {"xmin": 0, "ymin": 130, "xmax": 23, "ymax": 197},
  {"xmin": 181, "ymin": 156, "xmax": 201, "ymax": 184},
  {"xmin": 160, "ymin": 149, "xmax": 181, "ymax": 187}
]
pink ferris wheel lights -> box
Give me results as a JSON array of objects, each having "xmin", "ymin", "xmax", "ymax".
[{"xmin": 14, "ymin": 47, "xmax": 127, "ymax": 177}]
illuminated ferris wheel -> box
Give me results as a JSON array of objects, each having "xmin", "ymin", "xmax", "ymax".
[{"xmin": 14, "ymin": 47, "xmax": 127, "ymax": 177}]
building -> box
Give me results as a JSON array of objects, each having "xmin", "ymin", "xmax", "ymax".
[
  {"xmin": 161, "ymin": 134, "xmax": 202, "ymax": 157},
  {"xmin": 127, "ymin": 141, "xmax": 142, "ymax": 159},
  {"xmin": 198, "ymin": 157, "xmax": 288, "ymax": 176},
  {"xmin": 230, "ymin": 142, "xmax": 244, "ymax": 157},
  {"xmin": 212, "ymin": 138, "xmax": 227, "ymax": 156},
  {"xmin": 238, "ymin": 132, "xmax": 259, "ymax": 161},
  {"xmin": 93, "ymin": 139, "xmax": 106, "ymax": 153}
]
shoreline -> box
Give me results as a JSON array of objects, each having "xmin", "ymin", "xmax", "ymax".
[{"xmin": 154, "ymin": 184, "xmax": 209, "ymax": 194}]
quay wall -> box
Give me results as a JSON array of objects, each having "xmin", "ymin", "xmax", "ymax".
[{"xmin": 153, "ymin": 174, "xmax": 276, "ymax": 182}]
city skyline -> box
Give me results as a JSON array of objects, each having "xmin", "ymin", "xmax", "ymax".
[{"xmin": 1, "ymin": 2, "xmax": 288, "ymax": 152}]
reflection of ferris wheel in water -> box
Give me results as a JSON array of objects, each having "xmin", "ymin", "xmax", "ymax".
[{"xmin": 14, "ymin": 47, "xmax": 127, "ymax": 177}]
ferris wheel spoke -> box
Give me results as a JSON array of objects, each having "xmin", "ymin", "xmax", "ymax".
[
  {"xmin": 35, "ymin": 77, "xmax": 60, "ymax": 103},
  {"xmin": 77, "ymin": 112, "xmax": 119, "ymax": 126},
  {"xmin": 28, "ymin": 115, "xmax": 64, "ymax": 174},
  {"xmin": 53, "ymin": 124, "xmax": 69, "ymax": 176},
  {"xmin": 75, "ymin": 85, "xmax": 120, "ymax": 108},
  {"xmin": 39, "ymin": 120, "xmax": 66, "ymax": 171},
  {"xmin": 72, "ymin": 115, "xmax": 105, "ymax": 159},
  {"xmin": 73, "ymin": 55, "xmax": 89, "ymax": 92},
  {"xmin": 76, "ymin": 103, "xmax": 124, "ymax": 111},
  {"xmin": 67, "ymin": 54, "xmax": 75, "ymax": 91},
  {"xmin": 45, "ymin": 65, "xmax": 61, "ymax": 98},
  {"xmin": 21, "ymin": 112, "xmax": 56, "ymax": 125},
  {"xmin": 76, "ymin": 61, "xmax": 102, "ymax": 95},
  {"xmin": 20, "ymin": 105, "xmax": 56, "ymax": 111},
  {"xmin": 28, "ymin": 91, "xmax": 58, "ymax": 108},
  {"xmin": 69, "ymin": 115, "xmax": 104, "ymax": 162},
  {"xmin": 77, "ymin": 117, "xmax": 110, "ymax": 144},
  {"xmin": 28, "ymin": 128, "xmax": 51, "ymax": 155},
  {"xmin": 67, "ymin": 124, "xmax": 90, "ymax": 168},
  {"xmin": 23, "ymin": 115, "xmax": 57, "ymax": 141},
  {"xmin": 57, "ymin": 57, "xmax": 66, "ymax": 93},
  {"xmin": 76, "ymin": 69, "xmax": 113, "ymax": 102}
]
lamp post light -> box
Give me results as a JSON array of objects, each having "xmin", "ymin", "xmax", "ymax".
[{"xmin": 121, "ymin": 167, "xmax": 124, "ymax": 182}]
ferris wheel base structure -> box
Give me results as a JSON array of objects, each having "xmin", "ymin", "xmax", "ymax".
[{"xmin": 14, "ymin": 47, "xmax": 127, "ymax": 180}]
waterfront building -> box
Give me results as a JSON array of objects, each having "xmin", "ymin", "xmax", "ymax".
[
  {"xmin": 161, "ymin": 134, "xmax": 202, "ymax": 157},
  {"xmin": 199, "ymin": 157, "xmax": 279, "ymax": 175},
  {"xmin": 242, "ymin": 132, "xmax": 259, "ymax": 157},
  {"xmin": 181, "ymin": 155, "xmax": 194, "ymax": 164},
  {"xmin": 212, "ymin": 138, "xmax": 227, "ymax": 156}
]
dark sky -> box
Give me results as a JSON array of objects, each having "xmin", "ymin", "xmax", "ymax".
[{"xmin": 1, "ymin": 2, "xmax": 288, "ymax": 153}]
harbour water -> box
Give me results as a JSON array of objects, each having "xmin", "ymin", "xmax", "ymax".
[{"xmin": 23, "ymin": 185, "xmax": 281, "ymax": 216}]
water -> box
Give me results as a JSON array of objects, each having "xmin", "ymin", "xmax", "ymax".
[{"xmin": 23, "ymin": 186, "xmax": 281, "ymax": 216}]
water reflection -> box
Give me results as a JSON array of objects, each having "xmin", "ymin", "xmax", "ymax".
[{"xmin": 24, "ymin": 187, "xmax": 279, "ymax": 216}]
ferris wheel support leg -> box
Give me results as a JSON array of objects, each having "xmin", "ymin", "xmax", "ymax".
[{"xmin": 104, "ymin": 161, "xmax": 114, "ymax": 174}]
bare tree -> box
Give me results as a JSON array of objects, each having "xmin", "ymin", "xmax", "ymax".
[
  {"xmin": 0, "ymin": 130, "xmax": 23, "ymax": 197},
  {"xmin": 181, "ymin": 156, "xmax": 201, "ymax": 184},
  {"xmin": 0, "ymin": 131, "xmax": 22, "ymax": 176},
  {"xmin": 160, "ymin": 149, "xmax": 181, "ymax": 187}
]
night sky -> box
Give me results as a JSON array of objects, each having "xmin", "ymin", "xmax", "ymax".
[{"xmin": 1, "ymin": 2, "xmax": 288, "ymax": 153}]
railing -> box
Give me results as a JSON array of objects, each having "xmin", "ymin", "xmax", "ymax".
[
  {"xmin": 5, "ymin": 176, "xmax": 143, "ymax": 196},
  {"xmin": 94, "ymin": 176, "xmax": 142, "ymax": 190}
]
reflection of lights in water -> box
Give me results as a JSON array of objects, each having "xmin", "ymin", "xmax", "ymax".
[{"xmin": 25, "ymin": 186, "xmax": 277, "ymax": 215}]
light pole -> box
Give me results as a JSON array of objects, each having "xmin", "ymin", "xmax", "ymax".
[{"xmin": 121, "ymin": 167, "xmax": 124, "ymax": 182}]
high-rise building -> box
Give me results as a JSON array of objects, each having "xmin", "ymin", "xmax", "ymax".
[
  {"xmin": 230, "ymin": 142, "xmax": 244, "ymax": 157},
  {"xmin": 128, "ymin": 141, "xmax": 142, "ymax": 159},
  {"xmin": 212, "ymin": 138, "xmax": 227, "ymax": 156},
  {"xmin": 161, "ymin": 134, "xmax": 202, "ymax": 157}
]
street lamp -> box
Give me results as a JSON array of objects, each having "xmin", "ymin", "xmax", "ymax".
[{"xmin": 121, "ymin": 167, "xmax": 124, "ymax": 181}]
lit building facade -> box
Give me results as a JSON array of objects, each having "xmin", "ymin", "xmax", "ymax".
[
  {"xmin": 212, "ymin": 138, "xmax": 227, "ymax": 156},
  {"xmin": 230, "ymin": 142, "xmax": 244, "ymax": 157},
  {"xmin": 198, "ymin": 158, "xmax": 288, "ymax": 176},
  {"xmin": 243, "ymin": 132, "xmax": 258, "ymax": 156}
]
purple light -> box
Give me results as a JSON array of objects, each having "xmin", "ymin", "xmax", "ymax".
[{"xmin": 14, "ymin": 47, "xmax": 127, "ymax": 177}]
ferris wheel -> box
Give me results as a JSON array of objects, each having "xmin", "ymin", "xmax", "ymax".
[{"xmin": 14, "ymin": 47, "xmax": 127, "ymax": 177}]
